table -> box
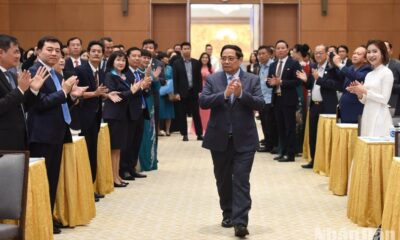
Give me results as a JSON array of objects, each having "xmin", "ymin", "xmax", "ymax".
[
  {"xmin": 0, "ymin": 158, "xmax": 53, "ymax": 240},
  {"xmin": 53, "ymin": 136, "xmax": 96, "ymax": 227},
  {"xmin": 347, "ymin": 137, "xmax": 394, "ymax": 227},
  {"xmin": 381, "ymin": 157, "xmax": 400, "ymax": 240},
  {"xmin": 329, "ymin": 123, "xmax": 358, "ymax": 196},
  {"xmin": 313, "ymin": 114, "xmax": 337, "ymax": 176},
  {"xmin": 302, "ymin": 110, "xmax": 311, "ymax": 162},
  {"xmin": 94, "ymin": 123, "xmax": 114, "ymax": 195}
]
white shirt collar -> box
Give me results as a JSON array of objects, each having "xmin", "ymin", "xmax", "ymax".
[
  {"xmin": 225, "ymin": 68, "xmax": 241, "ymax": 80},
  {"xmin": 38, "ymin": 59, "xmax": 53, "ymax": 71},
  {"xmin": 0, "ymin": 65, "xmax": 7, "ymax": 73},
  {"xmin": 88, "ymin": 62, "xmax": 98, "ymax": 73}
]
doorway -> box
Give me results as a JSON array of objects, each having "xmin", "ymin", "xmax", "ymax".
[{"xmin": 190, "ymin": 4, "xmax": 260, "ymax": 64}]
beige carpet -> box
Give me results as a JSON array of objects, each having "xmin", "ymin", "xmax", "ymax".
[{"xmin": 55, "ymin": 125, "xmax": 377, "ymax": 240}]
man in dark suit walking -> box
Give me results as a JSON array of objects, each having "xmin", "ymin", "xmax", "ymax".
[
  {"xmin": 0, "ymin": 34, "xmax": 48, "ymax": 150},
  {"xmin": 267, "ymin": 40, "xmax": 302, "ymax": 162},
  {"xmin": 28, "ymin": 36, "xmax": 87, "ymax": 234},
  {"xmin": 297, "ymin": 45, "xmax": 341, "ymax": 168},
  {"xmin": 173, "ymin": 42, "xmax": 203, "ymax": 141},
  {"xmin": 200, "ymin": 44, "xmax": 264, "ymax": 238}
]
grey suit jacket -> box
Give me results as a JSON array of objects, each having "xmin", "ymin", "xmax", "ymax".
[{"xmin": 199, "ymin": 69, "xmax": 264, "ymax": 152}]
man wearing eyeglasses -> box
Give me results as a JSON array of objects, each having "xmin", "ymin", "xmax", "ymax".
[{"xmin": 200, "ymin": 44, "xmax": 264, "ymax": 238}]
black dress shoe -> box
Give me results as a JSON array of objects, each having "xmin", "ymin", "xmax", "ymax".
[
  {"xmin": 221, "ymin": 217, "xmax": 233, "ymax": 228},
  {"xmin": 53, "ymin": 225, "xmax": 61, "ymax": 234},
  {"xmin": 278, "ymin": 156, "xmax": 295, "ymax": 162},
  {"xmin": 183, "ymin": 135, "xmax": 188, "ymax": 141},
  {"xmin": 131, "ymin": 172, "xmax": 147, "ymax": 178},
  {"xmin": 114, "ymin": 182, "xmax": 127, "ymax": 188},
  {"xmin": 197, "ymin": 135, "xmax": 203, "ymax": 140},
  {"xmin": 95, "ymin": 197, "xmax": 99, "ymax": 202},
  {"xmin": 53, "ymin": 221, "xmax": 64, "ymax": 229},
  {"xmin": 270, "ymin": 147, "xmax": 279, "ymax": 154},
  {"xmin": 302, "ymin": 162, "xmax": 314, "ymax": 169},
  {"xmin": 273, "ymin": 155, "xmax": 284, "ymax": 160},
  {"xmin": 121, "ymin": 181, "xmax": 129, "ymax": 185},
  {"xmin": 234, "ymin": 224, "xmax": 249, "ymax": 238},
  {"xmin": 257, "ymin": 146, "xmax": 271, "ymax": 152},
  {"xmin": 121, "ymin": 172, "xmax": 135, "ymax": 181},
  {"xmin": 95, "ymin": 193, "xmax": 105, "ymax": 198}
]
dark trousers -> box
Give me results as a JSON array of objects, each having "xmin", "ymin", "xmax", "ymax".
[
  {"xmin": 274, "ymin": 97, "xmax": 297, "ymax": 158},
  {"xmin": 178, "ymin": 90, "xmax": 203, "ymax": 136},
  {"xmin": 259, "ymin": 103, "xmax": 278, "ymax": 149},
  {"xmin": 30, "ymin": 142, "xmax": 63, "ymax": 213},
  {"xmin": 120, "ymin": 112, "xmax": 144, "ymax": 175},
  {"xmin": 211, "ymin": 138, "xmax": 255, "ymax": 226},
  {"xmin": 80, "ymin": 113, "xmax": 101, "ymax": 183},
  {"xmin": 309, "ymin": 103, "xmax": 324, "ymax": 161}
]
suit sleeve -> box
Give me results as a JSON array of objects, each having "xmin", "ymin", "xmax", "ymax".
[
  {"xmin": 316, "ymin": 68, "xmax": 342, "ymax": 91},
  {"xmin": 28, "ymin": 67, "xmax": 68, "ymax": 112},
  {"xmin": 0, "ymin": 88, "xmax": 24, "ymax": 116},
  {"xmin": 104, "ymin": 74, "xmax": 132, "ymax": 101},
  {"xmin": 173, "ymin": 61, "xmax": 180, "ymax": 95},
  {"xmin": 280, "ymin": 61, "xmax": 301, "ymax": 89},
  {"xmin": 199, "ymin": 75, "xmax": 226, "ymax": 109},
  {"xmin": 391, "ymin": 63, "xmax": 400, "ymax": 94},
  {"xmin": 238, "ymin": 76, "xmax": 265, "ymax": 111}
]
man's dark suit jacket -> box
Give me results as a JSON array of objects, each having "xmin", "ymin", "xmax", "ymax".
[
  {"xmin": 387, "ymin": 59, "xmax": 400, "ymax": 115},
  {"xmin": 173, "ymin": 57, "xmax": 202, "ymax": 98},
  {"xmin": 28, "ymin": 62, "xmax": 73, "ymax": 144},
  {"xmin": 337, "ymin": 64, "xmax": 372, "ymax": 123},
  {"xmin": 306, "ymin": 62, "xmax": 342, "ymax": 114},
  {"xmin": 102, "ymin": 72, "xmax": 132, "ymax": 121},
  {"xmin": 0, "ymin": 71, "xmax": 37, "ymax": 150},
  {"xmin": 267, "ymin": 57, "xmax": 302, "ymax": 106},
  {"xmin": 125, "ymin": 69, "xmax": 150, "ymax": 120},
  {"xmin": 73, "ymin": 62, "xmax": 105, "ymax": 131},
  {"xmin": 64, "ymin": 57, "xmax": 87, "ymax": 79},
  {"xmin": 199, "ymin": 70, "xmax": 264, "ymax": 153}
]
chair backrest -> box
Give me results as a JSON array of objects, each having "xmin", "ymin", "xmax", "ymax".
[{"xmin": 0, "ymin": 151, "xmax": 29, "ymax": 238}]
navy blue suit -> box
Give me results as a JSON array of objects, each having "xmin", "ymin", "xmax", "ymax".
[
  {"xmin": 267, "ymin": 57, "xmax": 302, "ymax": 159},
  {"xmin": 28, "ymin": 61, "xmax": 74, "ymax": 213},
  {"xmin": 0, "ymin": 71, "xmax": 38, "ymax": 150},
  {"xmin": 119, "ymin": 68, "xmax": 149, "ymax": 175},
  {"xmin": 74, "ymin": 62, "xmax": 105, "ymax": 182},
  {"xmin": 338, "ymin": 64, "xmax": 372, "ymax": 123},
  {"xmin": 200, "ymin": 69, "xmax": 264, "ymax": 226}
]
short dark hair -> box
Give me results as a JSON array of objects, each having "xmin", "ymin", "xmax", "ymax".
[
  {"xmin": 67, "ymin": 37, "xmax": 82, "ymax": 46},
  {"xmin": 205, "ymin": 44, "xmax": 212, "ymax": 48},
  {"xmin": 105, "ymin": 50, "xmax": 128, "ymax": 73},
  {"xmin": 328, "ymin": 45, "xmax": 338, "ymax": 53},
  {"xmin": 338, "ymin": 45, "xmax": 349, "ymax": 53},
  {"xmin": 142, "ymin": 39, "xmax": 156, "ymax": 48},
  {"xmin": 275, "ymin": 40, "xmax": 289, "ymax": 48},
  {"xmin": 87, "ymin": 40, "xmax": 104, "ymax": 53},
  {"xmin": 173, "ymin": 43, "xmax": 181, "ymax": 49},
  {"xmin": 99, "ymin": 37, "xmax": 113, "ymax": 45},
  {"xmin": 366, "ymin": 39, "xmax": 390, "ymax": 65},
  {"xmin": 220, "ymin": 44, "xmax": 243, "ymax": 59},
  {"xmin": 293, "ymin": 44, "xmax": 310, "ymax": 58},
  {"xmin": 258, "ymin": 45, "xmax": 274, "ymax": 55},
  {"xmin": 181, "ymin": 41, "xmax": 191, "ymax": 48},
  {"xmin": 0, "ymin": 34, "xmax": 18, "ymax": 51},
  {"xmin": 126, "ymin": 47, "xmax": 141, "ymax": 57},
  {"xmin": 156, "ymin": 51, "xmax": 168, "ymax": 61},
  {"xmin": 141, "ymin": 49, "xmax": 152, "ymax": 58},
  {"xmin": 37, "ymin": 36, "xmax": 62, "ymax": 50}
]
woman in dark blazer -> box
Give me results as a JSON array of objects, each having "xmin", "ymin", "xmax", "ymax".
[{"xmin": 103, "ymin": 51, "xmax": 140, "ymax": 187}]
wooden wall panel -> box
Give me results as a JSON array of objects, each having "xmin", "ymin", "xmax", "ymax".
[
  {"xmin": 152, "ymin": 4, "xmax": 186, "ymax": 51},
  {"xmin": 263, "ymin": 4, "xmax": 298, "ymax": 47},
  {"xmin": 0, "ymin": 0, "xmax": 10, "ymax": 32}
]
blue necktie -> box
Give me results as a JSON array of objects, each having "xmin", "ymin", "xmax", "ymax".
[
  {"xmin": 134, "ymin": 71, "xmax": 146, "ymax": 108},
  {"xmin": 4, "ymin": 71, "xmax": 16, "ymax": 89},
  {"xmin": 50, "ymin": 69, "xmax": 71, "ymax": 124}
]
